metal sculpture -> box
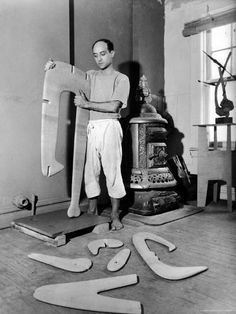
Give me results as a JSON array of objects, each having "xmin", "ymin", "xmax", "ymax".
[
  {"xmin": 203, "ymin": 51, "xmax": 234, "ymax": 123},
  {"xmin": 215, "ymin": 66, "xmax": 234, "ymax": 121}
]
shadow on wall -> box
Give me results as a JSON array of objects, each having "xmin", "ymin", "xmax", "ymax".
[
  {"xmin": 65, "ymin": 93, "xmax": 76, "ymax": 197},
  {"xmin": 118, "ymin": 61, "xmax": 143, "ymax": 118},
  {"xmin": 118, "ymin": 61, "xmax": 143, "ymax": 188},
  {"xmin": 153, "ymin": 89, "xmax": 185, "ymax": 158},
  {"xmin": 154, "ymin": 93, "xmax": 194, "ymax": 201}
]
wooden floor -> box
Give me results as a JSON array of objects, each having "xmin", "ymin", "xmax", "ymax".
[{"xmin": 0, "ymin": 201, "xmax": 236, "ymax": 314}]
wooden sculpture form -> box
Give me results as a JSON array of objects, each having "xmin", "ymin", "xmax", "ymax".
[
  {"xmin": 107, "ymin": 248, "xmax": 131, "ymax": 272},
  {"xmin": 41, "ymin": 61, "xmax": 90, "ymax": 217},
  {"xmin": 28, "ymin": 253, "xmax": 92, "ymax": 272},
  {"xmin": 87, "ymin": 238, "xmax": 124, "ymax": 255},
  {"xmin": 132, "ymin": 232, "xmax": 208, "ymax": 280},
  {"xmin": 34, "ymin": 274, "xmax": 141, "ymax": 314}
]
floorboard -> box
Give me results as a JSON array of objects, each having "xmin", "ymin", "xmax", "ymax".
[{"xmin": 0, "ymin": 202, "xmax": 236, "ymax": 314}]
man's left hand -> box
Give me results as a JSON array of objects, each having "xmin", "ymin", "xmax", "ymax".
[{"xmin": 74, "ymin": 91, "xmax": 89, "ymax": 108}]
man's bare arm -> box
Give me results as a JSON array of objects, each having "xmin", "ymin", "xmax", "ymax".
[{"xmin": 74, "ymin": 92, "xmax": 122, "ymax": 113}]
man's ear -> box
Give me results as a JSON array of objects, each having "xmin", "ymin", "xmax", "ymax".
[{"xmin": 111, "ymin": 50, "xmax": 115, "ymax": 58}]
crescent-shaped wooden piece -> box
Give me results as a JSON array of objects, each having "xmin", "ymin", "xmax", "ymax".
[
  {"xmin": 28, "ymin": 253, "xmax": 92, "ymax": 272},
  {"xmin": 107, "ymin": 248, "xmax": 131, "ymax": 272},
  {"xmin": 33, "ymin": 274, "xmax": 142, "ymax": 314},
  {"xmin": 132, "ymin": 232, "xmax": 208, "ymax": 280},
  {"xmin": 88, "ymin": 239, "xmax": 124, "ymax": 255},
  {"xmin": 41, "ymin": 61, "xmax": 90, "ymax": 218}
]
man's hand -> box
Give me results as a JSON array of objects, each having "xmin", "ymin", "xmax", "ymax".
[
  {"xmin": 44, "ymin": 58, "xmax": 56, "ymax": 71},
  {"xmin": 74, "ymin": 90, "xmax": 89, "ymax": 109}
]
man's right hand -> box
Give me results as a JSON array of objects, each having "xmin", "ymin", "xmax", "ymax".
[{"xmin": 44, "ymin": 59, "xmax": 56, "ymax": 71}]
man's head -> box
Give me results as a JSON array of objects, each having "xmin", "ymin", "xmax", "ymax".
[{"xmin": 92, "ymin": 39, "xmax": 115, "ymax": 70}]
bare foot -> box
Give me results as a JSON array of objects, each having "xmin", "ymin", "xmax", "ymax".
[
  {"xmin": 111, "ymin": 216, "xmax": 123, "ymax": 231},
  {"xmin": 87, "ymin": 198, "xmax": 98, "ymax": 215},
  {"xmin": 67, "ymin": 205, "xmax": 81, "ymax": 218},
  {"xmin": 87, "ymin": 208, "xmax": 98, "ymax": 215}
]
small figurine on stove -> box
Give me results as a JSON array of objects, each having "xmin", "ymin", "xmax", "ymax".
[{"xmin": 136, "ymin": 75, "xmax": 164, "ymax": 119}]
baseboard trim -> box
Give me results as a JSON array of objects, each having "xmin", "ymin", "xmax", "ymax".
[{"xmin": 0, "ymin": 198, "xmax": 89, "ymax": 230}]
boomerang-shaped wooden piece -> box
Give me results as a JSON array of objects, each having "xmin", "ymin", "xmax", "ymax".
[
  {"xmin": 41, "ymin": 61, "xmax": 90, "ymax": 217},
  {"xmin": 87, "ymin": 239, "xmax": 124, "ymax": 255},
  {"xmin": 132, "ymin": 232, "xmax": 208, "ymax": 280},
  {"xmin": 28, "ymin": 253, "xmax": 92, "ymax": 272},
  {"xmin": 33, "ymin": 274, "xmax": 141, "ymax": 314}
]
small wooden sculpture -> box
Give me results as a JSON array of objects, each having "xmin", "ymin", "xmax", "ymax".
[
  {"xmin": 41, "ymin": 61, "xmax": 90, "ymax": 217},
  {"xmin": 132, "ymin": 232, "xmax": 208, "ymax": 280},
  {"xmin": 33, "ymin": 274, "xmax": 141, "ymax": 314},
  {"xmin": 107, "ymin": 248, "xmax": 131, "ymax": 272},
  {"xmin": 87, "ymin": 239, "xmax": 124, "ymax": 255},
  {"xmin": 28, "ymin": 253, "xmax": 92, "ymax": 272}
]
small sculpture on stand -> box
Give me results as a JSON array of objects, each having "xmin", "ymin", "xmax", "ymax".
[
  {"xmin": 136, "ymin": 75, "xmax": 160, "ymax": 117},
  {"xmin": 215, "ymin": 66, "xmax": 234, "ymax": 123},
  {"xmin": 202, "ymin": 51, "xmax": 235, "ymax": 124}
]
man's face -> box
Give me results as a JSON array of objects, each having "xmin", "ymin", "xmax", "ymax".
[{"xmin": 92, "ymin": 41, "xmax": 114, "ymax": 70}]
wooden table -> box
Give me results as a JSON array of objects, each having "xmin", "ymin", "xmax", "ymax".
[{"xmin": 194, "ymin": 123, "xmax": 236, "ymax": 211}]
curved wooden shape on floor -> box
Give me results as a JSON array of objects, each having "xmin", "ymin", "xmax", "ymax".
[
  {"xmin": 34, "ymin": 274, "xmax": 141, "ymax": 314},
  {"xmin": 132, "ymin": 232, "xmax": 208, "ymax": 280},
  {"xmin": 41, "ymin": 61, "xmax": 90, "ymax": 217},
  {"xmin": 28, "ymin": 253, "xmax": 92, "ymax": 272},
  {"xmin": 88, "ymin": 239, "xmax": 124, "ymax": 255},
  {"xmin": 107, "ymin": 248, "xmax": 131, "ymax": 272}
]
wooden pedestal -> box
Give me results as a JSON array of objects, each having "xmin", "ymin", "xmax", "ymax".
[{"xmin": 195, "ymin": 123, "xmax": 236, "ymax": 212}]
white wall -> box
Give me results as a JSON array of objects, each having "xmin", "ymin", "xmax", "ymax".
[
  {"xmin": 0, "ymin": 0, "xmax": 71, "ymax": 227},
  {"xmin": 164, "ymin": 0, "xmax": 236, "ymax": 173}
]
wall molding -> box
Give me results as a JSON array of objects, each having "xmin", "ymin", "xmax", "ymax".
[
  {"xmin": 0, "ymin": 196, "xmax": 71, "ymax": 215},
  {"xmin": 183, "ymin": 7, "xmax": 236, "ymax": 37},
  {"xmin": 0, "ymin": 197, "xmax": 88, "ymax": 230}
]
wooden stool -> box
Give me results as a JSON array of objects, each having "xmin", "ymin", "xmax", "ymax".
[{"xmin": 195, "ymin": 123, "xmax": 236, "ymax": 212}]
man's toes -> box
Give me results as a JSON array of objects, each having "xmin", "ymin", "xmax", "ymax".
[{"xmin": 111, "ymin": 218, "xmax": 123, "ymax": 231}]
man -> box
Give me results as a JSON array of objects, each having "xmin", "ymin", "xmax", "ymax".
[{"xmin": 45, "ymin": 39, "xmax": 130, "ymax": 230}]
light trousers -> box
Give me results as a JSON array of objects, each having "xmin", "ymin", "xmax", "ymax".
[{"xmin": 84, "ymin": 119, "xmax": 126, "ymax": 199}]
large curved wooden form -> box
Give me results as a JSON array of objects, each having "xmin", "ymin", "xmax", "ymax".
[
  {"xmin": 41, "ymin": 61, "xmax": 90, "ymax": 217},
  {"xmin": 132, "ymin": 232, "xmax": 208, "ymax": 280},
  {"xmin": 34, "ymin": 274, "xmax": 141, "ymax": 314}
]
